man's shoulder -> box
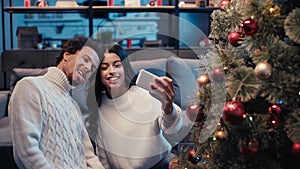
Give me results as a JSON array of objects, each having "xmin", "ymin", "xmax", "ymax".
[{"xmin": 15, "ymin": 75, "xmax": 46, "ymax": 90}]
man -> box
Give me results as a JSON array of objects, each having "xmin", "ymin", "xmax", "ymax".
[{"xmin": 8, "ymin": 36, "xmax": 104, "ymax": 169}]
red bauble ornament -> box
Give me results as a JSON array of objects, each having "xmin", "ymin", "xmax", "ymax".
[
  {"xmin": 186, "ymin": 103, "xmax": 205, "ymax": 122},
  {"xmin": 219, "ymin": 0, "xmax": 231, "ymax": 11},
  {"xmin": 222, "ymin": 101, "xmax": 245, "ymax": 124},
  {"xmin": 187, "ymin": 149, "xmax": 199, "ymax": 164},
  {"xmin": 292, "ymin": 142, "xmax": 300, "ymax": 159},
  {"xmin": 241, "ymin": 18, "xmax": 258, "ymax": 35},
  {"xmin": 197, "ymin": 74, "xmax": 210, "ymax": 87},
  {"xmin": 268, "ymin": 104, "xmax": 282, "ymax": 114},
  {"xmin": 239, "ymin": 140, "xmax": 260, "ymax": 158},
  {"xmin": 228, "ymin": 31, "xmax": 243, "ymax": 47},
  {"xmin": 211, "ymin": 67, "xmax": 225, "ymax": 82}
]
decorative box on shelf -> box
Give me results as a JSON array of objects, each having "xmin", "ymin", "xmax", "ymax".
[
  {"xmin": 55, "ymin": 0, "xmax": 78, "ymax": 7},
  {"xmin": 16, "ymin": 26, "xmax": 39, "ymax": 49}
]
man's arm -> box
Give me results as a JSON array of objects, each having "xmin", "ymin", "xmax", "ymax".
[
  {"xmin": 9, "ymin": 78, "xmax": 52, "ymax": 169},
  {"xmin": 82, "ymin": 126, "xmax": 105, "ymax": 169}
]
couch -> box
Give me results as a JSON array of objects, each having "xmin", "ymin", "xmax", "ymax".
[{"xmin": 0, "ymin": 48, "xmax": 207, "ymax": 167}]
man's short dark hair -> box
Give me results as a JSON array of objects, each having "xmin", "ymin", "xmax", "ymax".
[{"xmin": 55, "ymin": 36, "xmax": 88, "ymax": 66}]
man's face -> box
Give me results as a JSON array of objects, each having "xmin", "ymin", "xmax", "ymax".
[{"xmin": 64, "ymin": 46, "xmax": 100, "ymax": 86}]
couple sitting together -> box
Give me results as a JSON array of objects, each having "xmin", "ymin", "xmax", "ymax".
[{"xmin": 9, "ymin": 36, "xmax": 183, "ymax": 169}]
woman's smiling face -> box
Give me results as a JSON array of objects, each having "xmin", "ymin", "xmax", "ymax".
[{"xmin": 99, "ymin": 52, "xmax": 128, "ymax": 98}]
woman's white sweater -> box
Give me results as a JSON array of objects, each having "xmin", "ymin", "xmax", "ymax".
[
  {"xmin": 95, "ymin": 86, "xmax": 182, "ymax": 169},
  {"xmin": 9, "ymin": 67, "xmax": 104, "ymax": 169}
]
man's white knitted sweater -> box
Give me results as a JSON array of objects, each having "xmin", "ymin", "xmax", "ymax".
[{"xmin": 9, "ymin": 67, "xmax": 104, "ymax": 169}]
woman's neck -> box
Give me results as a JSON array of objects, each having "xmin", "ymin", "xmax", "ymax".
[{"xmin": 106, "ymin": 85, "xmax": 130, "ymax": 99}]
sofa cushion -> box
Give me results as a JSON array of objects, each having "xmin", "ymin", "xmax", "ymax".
[
  {"xmin": 167, "ymin": 57, "xmax": 202, "ymax": 109},
  {"xmin": 130, "ymin": 58, "xmax": 167, "ymax": 75},
  {"xmin": 0, "ymin": 117, "xmax": 12, "ymax": 146},
  {"xmin": 0, "ymin": 91, "xmax": 10, "ymax": 119},
  {"xmin": 10, "ymin": 68, "xmax": 48, "ymax": 93}
]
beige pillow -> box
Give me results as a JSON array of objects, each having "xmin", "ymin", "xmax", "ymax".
[
  {"xmin": 10, "ymin": 68, "xmax": 48, "ymax": 93},
  {"xmin": 130, "ymin": 58, "xmax": 167, "ymax": 75}
]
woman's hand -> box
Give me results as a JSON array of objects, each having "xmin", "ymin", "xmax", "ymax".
[{"xmin": 149, "ymin": 76, "xmax": 174, "ymax": 114}]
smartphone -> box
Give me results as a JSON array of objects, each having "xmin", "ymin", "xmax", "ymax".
[{"xmin": 136, "ymin": 69, "xmax": 159, "ymax": 91}]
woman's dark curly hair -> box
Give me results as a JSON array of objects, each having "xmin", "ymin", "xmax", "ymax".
[{"xmin": 55, "ymin": 36, "xmax": 88, "ymax": 66}]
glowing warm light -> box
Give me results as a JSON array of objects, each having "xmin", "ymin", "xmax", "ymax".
[
  {"xmin": 272, "ymin": 120, "xmax": 276, "ymax": 125},
  {"xmin": 249, "ymin": 116, "xmax": 253, "ymax": 121},
  {"xmin": 243, "ymin": 114, "xmax": 247, "ymax": 118},
  {"xmin": 228, "ymin": 104, "xmax": 235, "ymax": 109},
  {"xmin": 270, "ymin": 8, "xmax": 274, "ymax": 13}
]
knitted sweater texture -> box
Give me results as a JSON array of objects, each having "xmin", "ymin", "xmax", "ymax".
[
  {"xmin": 95, "ymin": 86, "xmax": 182, "ymax": 169},
  {"xmin": 9, "ymin": 67, "xmax": 104, "ymax": 169}
]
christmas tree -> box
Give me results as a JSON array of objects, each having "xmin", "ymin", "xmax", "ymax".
[{"xmin": 170, "ymin": 0, "xmax": 300, "ymax": 168}]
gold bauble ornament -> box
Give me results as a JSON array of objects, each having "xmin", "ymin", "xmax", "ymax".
[
  {"xmin": 215, "ymin": 130, "xmax": 227, "ymax": 142},
  {"xmin": 197, "ymin": 74, "xmax": 210, "ymax": 87},
  {"xmin": 254, "ymin": 62, "xmax": 272, "ymax": 80}
]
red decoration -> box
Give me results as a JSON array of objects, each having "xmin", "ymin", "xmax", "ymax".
[
  {"xmin": 268, "ymin": 104, "xmax": 282, "ymax": 114},
  {"xmin": 186, "ymin": 103, "xmax": 205, "ymax": 122},
  {"xmin": 197, "ymin": 74, "xmax": 210, "ymax": 87},
  {"xmin": 149, "ymin": 0, "xmax": 155, "ymax": 6},
  {"xmin": 228, "ymin": 31, "xmax": 243, "ymax": 47},
  {"xmin": 292, "ymin": 142, "xmax": 300, "ymax": 159},
  {"xmin": 239, "ymin": 140, "xmax": 260, "ymax": 158},
  {"xmin": 222, "ymin": 101, "xmax": 245, "ymax": 124},
  {"xmin": 187, "ymin": 149, "xmax": 199, "ymax": 164},
  {"xmin": 107, "ymin": 0, "xmax": 114, "ymax": 6},
  {"xmin": 219, "ymin": 0, "xmax": 231, "ymax": 11},
  {"xmin": 241, "ymin": 18, "xmax": 258, "ymax": 35},
  {"xmin": 211, "ymin": 67, "xmax": 225, "ymax": 82},
  {"xmin": 156, "ymin": 0, "xmax": 162, "ymax": 6},
  {"xmin": 24, "ymin": 0, "xmax": 31, "ymax": 7}
]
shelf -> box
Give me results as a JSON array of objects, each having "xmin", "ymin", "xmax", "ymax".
[
  {"xmin": 179, "ymin": 7, "xmax": 218, "ymax": 13},
  {"xmin": 4, "ymin": 6, "xmax": 218, "ymax": 14},
  {"xmin": 93, "ymin": 6, "xmax": 175, "ymax": 12},
  {"xmin": 23, "ymin": 18, "xmax": 84, "ymax": 23},
  {"xmin": 4, "ymin": 6, "xmax": 89, "ymax": 13}
]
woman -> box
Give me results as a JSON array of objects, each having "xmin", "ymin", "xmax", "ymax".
[{"xmin": 86, "ymin": 44, "xmax": 182, "ymax": 169}]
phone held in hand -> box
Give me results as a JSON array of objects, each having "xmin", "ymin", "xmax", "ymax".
[{"xmin": 136, "ymin": 69, "xmax": 159, "ymax": 91}]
